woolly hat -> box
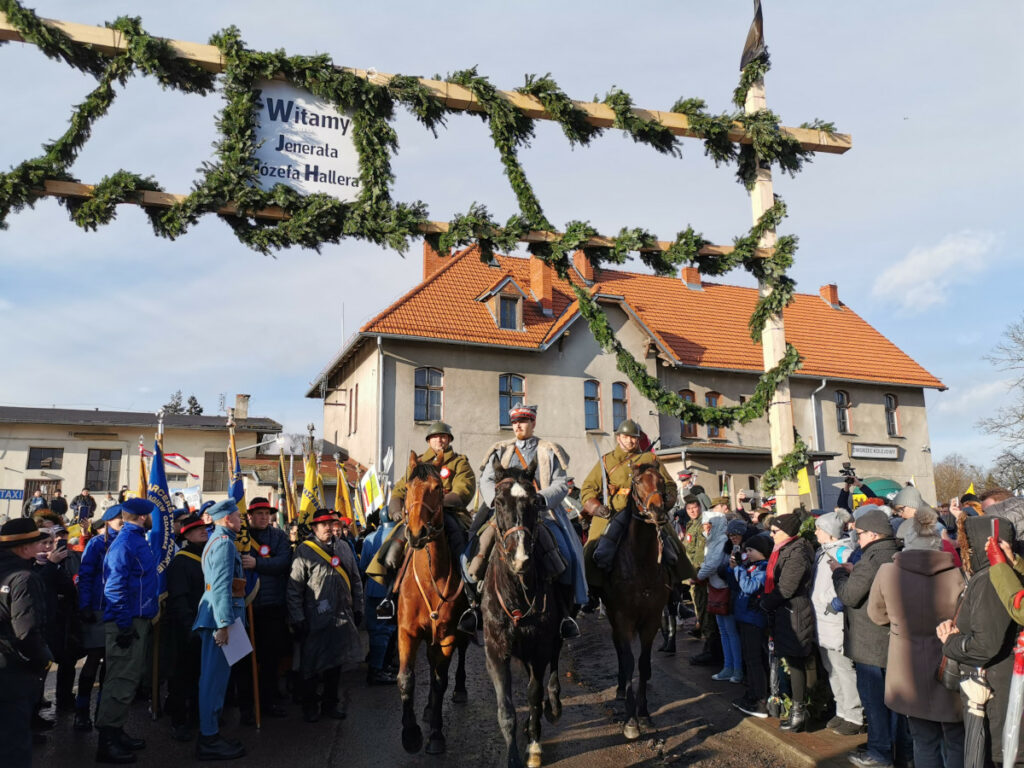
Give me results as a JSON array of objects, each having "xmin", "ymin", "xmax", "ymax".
[
  {"xmin": 207, "ymin": 499, "xmax": 238, "ymax": 522},
  {"xmin": 816, "ymin": 510, "xmax": 852, "ymax": 540},
  {"xmin": 773, "ymin": 513, "xmax": 801, "ymax": 538},
  {"xmin": 853, "ymin": 504, "xmax": 883, "ymax": 522},
  {"xmin": 897, "ymin": 507, "xmax": 941, "ymax": 551},
  {"xmin": 856, "ymin": 508, "xmax": 892, "ymax": 536},
  {"xmin": 892, "ymin": 485, "xmax": 927, "ymax": 511},
  {"xmin": 744, "ymin": 535, "xmax": 774, "ymax": 560},
  {"xmin": 726, "ymin": 519, "xmax": 748, "ymax": 537}
]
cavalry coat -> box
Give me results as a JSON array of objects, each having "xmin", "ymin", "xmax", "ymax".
[
  {"xmin": 833, "ymin": 536, "xmax": 900, "ymax": 667},
  {"xmin": 867, "ymin": 549, "xmax": 963, "ymax": 723},
  {"xmin": 580, "ymin": 446, "xmax": 677, "ymax": 516},
  {"xmin": 287, "ymin": 537, "xmax": 363, "ymax": 675},
  {"xmin": 760, "ymin": 537, "xmax": 816, "ymax": 657},
  {"xmin": 390, "ymin": 447, "xmax": 476, "ymax": 523}
]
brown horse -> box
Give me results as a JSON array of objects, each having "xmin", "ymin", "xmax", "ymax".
[
  {"xmin": 396, "ymin": 451, "xmax": 469, "ymax": 755},
  {"xmin": 604, "ymin": 462, "xmax": 684, "ymax": 740}
]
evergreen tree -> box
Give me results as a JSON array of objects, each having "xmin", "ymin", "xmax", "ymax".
[
  {"xmin": 163, "ymin": 390, "xmax": 185, "ymax": 415},
  {"xmin": 186, "ymin": 395, "xmax": 204, "ymax": 415}
]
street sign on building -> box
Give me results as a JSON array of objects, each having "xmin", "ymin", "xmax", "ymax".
[
  {"xmin": 849, "ymin": 443, "xmax": 900, "ymax": 461},
  {"xmin": 0, "ymin": 489, "xmax": 24, "ymax": 500}
]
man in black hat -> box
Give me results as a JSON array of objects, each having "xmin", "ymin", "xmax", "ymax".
[
  {"xmin": 165, "ymin": 513, "xmax": 208, "ymax": 742},
  {"xmin": 0, "ymin": 518, "xmax": 53, "ymax": 768}
]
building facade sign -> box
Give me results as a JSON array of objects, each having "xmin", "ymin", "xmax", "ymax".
[
  {"xmin": 254, "ymin": 80, "xmax": 360, "ymax": 199},
  {"xmin": 849, "ymin": 443, "xmax": 900, "ymax": 460}
]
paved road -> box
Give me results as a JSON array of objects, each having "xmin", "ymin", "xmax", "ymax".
[{"xmin": 35, "ymin": 613, "xmax": 790, "ymax": 767}]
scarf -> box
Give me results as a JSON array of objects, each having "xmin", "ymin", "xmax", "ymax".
[{"xmin": 764, "ymin": 535, "xmax": 795, "ymax": 594}]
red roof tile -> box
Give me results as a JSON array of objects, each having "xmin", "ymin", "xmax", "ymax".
[{"xmin": 360, "ymin": 248, "xmax": 943, "ymax": 390}]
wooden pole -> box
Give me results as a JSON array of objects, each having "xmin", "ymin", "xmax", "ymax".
[
  {"xmin": 744, "ymin": 79, "xmax": 800, "ymax": 515},
  {"xmin": 246, "ymin": 603, "xmax": 261, "ymax": 729}
]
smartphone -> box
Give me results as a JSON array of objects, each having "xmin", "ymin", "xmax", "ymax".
[{"xmin": 56, "ymin": 538, "xmax": 67, "ymax": 553}]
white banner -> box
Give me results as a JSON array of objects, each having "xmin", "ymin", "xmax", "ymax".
[{"xmin": 253, "ymin": 80, "xmax": 361, "ymax": 200}]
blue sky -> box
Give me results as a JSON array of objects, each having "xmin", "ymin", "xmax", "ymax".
[{"xmin": 1, "ymin": 1, "xmax": 1021, "ymax": 468}]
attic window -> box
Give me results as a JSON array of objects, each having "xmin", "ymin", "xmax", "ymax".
[{"xmin": 499, "ymin": 295, "xmax": 519, "ymax": 330}]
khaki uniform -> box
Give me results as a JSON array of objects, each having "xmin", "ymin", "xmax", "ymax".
[
  {"xmin": 580, "ymin": 446, "xmax": 682, "ymax": 587},
  {"xmin": 682, "ymin": 517, "xmax": 716, "ymax": 644}
]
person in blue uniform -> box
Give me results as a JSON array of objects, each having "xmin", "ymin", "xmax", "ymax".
[
  {"xmin": 192, "ymin": 499, "xmax": 246, "ymax": 761},
  {"xmin": 95, "ymin": 497, "xmax": 158, "ymax": 765}
]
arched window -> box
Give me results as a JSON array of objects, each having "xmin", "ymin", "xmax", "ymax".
[
  {"xmin": 584, "ymin": 380, "xmax": 601, "ymax": 431},
  {"xmin": 884, "ymin": 393, "xmax": 900, "ymax": 437},
  {"xmin": 835, "ymin": 390, "xmax": 852, "ymax": 434},
  {"xmin": 612, "ymin": 382, "xmax": 629, "ymax": 430},
  {"xmin": 499, "ymin": 374, "xmax": 526, "ymax": 426},
  {"xmin": 706, "ymin": 391, "xmax": 724, "ymax": 439},
  {"xmin": 414, "ymin": 367, "xmax": 443, "ymax": 422},
  {"xmin": 679, "ymin": 389, "xmax": 697, "ymax": 438}
]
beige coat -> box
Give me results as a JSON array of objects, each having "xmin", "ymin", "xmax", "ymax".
[{"xmin": 867, "ymin": 549, "xmax": 964, "ymax": 723}]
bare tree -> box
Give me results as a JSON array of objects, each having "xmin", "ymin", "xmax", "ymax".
[
  {"xmin": 933, "ymin": 453, "xmax": 984, "ymax": 503},
  {"xmin": 979, "ymin": 313, "xmax": 1024, "ymax": 482},
  {"xmin": 162, "ymin": 390, "xmax": 185, "ymax": 415}
]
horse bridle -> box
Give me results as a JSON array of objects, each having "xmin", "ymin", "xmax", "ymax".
[
  {"xmin": 490, "ymin": 478, "xmax": 544, "ymax": 626},
  {"xmin": 403, "ymin": 496, "xmax": 444, "ymax": 549},
  {"xmin": 631, "ymin": 474, "xmax": 666, "ymax": 525}
]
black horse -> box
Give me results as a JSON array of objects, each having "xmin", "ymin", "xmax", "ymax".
[{"xmin": 482, "ymin": 459, "xmax": 564, "ymax": 768}]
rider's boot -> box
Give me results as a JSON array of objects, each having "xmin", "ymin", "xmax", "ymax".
[
  {"xmin": 593, "ymin": 509, "xmax": 630, "ymax": 571},
  {"xmin": 658, "ymin": 613, "xmax": 676, "ymax": 654},
  {"xmin": 456, "ymin": 580, "xmax": 482, "ymax": 645}
]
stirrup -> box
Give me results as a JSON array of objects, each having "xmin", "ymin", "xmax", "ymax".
[
  {"xmin": 375, "ymin": 598, "xmax": 395, "ymax": 621},
  {"xmin": 457, "ymin": 608, "xmax": 478, "ymax": 634},
  {"xmin": 560, "ymin": 616, "xmax": 581, "ymax": 639}
]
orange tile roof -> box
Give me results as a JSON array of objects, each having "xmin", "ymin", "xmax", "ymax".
[{"xmin": 360, "ymin": 248, "xmax": 943, "ymax": 390}]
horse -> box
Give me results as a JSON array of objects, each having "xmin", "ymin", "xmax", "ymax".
[
  {"xmin": 482, "ymin": 458, "xmax": 565, "ymax": 768},
  {"xmin": 395, "ymin": 450, "xmax": 469, "ymax": 755},
  {"xmin": 603, "ymin": 462, "xmax": 679, "ymax": 740}
]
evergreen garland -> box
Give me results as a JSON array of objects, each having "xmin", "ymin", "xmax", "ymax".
[{"xmin": 0, "ymin": 1, "xmax": 839, "ymax": 493}]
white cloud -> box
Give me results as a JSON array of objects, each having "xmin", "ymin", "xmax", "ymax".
[
  {"xmin": 873, "ymin": 231, "xmax": 998, "ymax": 312},
  {"xmin": 933, "ymin": 378, "xmax": 1013, "ymax": 416}
]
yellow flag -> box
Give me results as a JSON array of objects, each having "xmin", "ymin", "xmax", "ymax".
[
  {"xmin": 298, "ymin": 452, "xmax": 321, "ymax": 526},
  {"xmin": 965, "ymin": 482, "xmax": 975, "ymax": 496},
  {"xmin": 797, "ymin": 467, "xmax": 811, "ymax": 496},
  {"xmin": 137, "ymin": 453, "xmax": 148, "ymax": 499}
]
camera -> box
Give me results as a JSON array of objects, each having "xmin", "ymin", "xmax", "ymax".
[{"xmin": 839, "ymin": 462, "xmax": 858, "ymax": 482}]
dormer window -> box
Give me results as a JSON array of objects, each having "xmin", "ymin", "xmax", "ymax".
[{"xmin": 499, "ymin": 295, "xmax": 519, "ymax": 330}]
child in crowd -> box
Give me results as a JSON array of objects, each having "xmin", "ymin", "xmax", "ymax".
[{"xmin": 730, "ymin": 535, "xmax": 773, "ymax": 717}]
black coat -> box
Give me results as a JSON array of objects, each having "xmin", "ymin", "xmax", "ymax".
[
  {"xmin": 0, "ymin": 550, "xmax": 53, "ymax": 673},
  {"xmin": 833, "ymin": 536, "xmax": 900, "ymax": 667},
  {"xmin": 760, "ymin": 537, "xmax": 816, "ymax": 657},
  {"xmin": 250, "ymin": 526, "xmax": 291, "ymax": 608}
]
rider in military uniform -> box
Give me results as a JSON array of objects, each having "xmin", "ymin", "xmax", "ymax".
[
  {"xmin": 463, "ymin": 404, "xmax": 583, "ymax": 639},
  {"xmin": 192, "ymin": 499, "xmax": 246, "ymax": 761},
  {"xmin": 370, "ymin": 421, "xmax": 476, "ymax": 619},
  {"xmin": 580, "ymin": 420, "xmax": 683, "ymax": 596}
]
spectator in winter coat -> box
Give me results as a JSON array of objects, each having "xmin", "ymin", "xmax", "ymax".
[
  {"xmin": 811, "ymin": 509, "xmax": 864, "ymax": 736},
  {"xmin": 761, "ymin": 513, "xmax": 816, "ymax": 733},
  {"xmin": 682, "ymin": 495, "xmax": 720, "ymax": 666},
  {"xmin": 32, "ymin": 526, "xmax": 79, "ymax": 713},
  {"xmin": 698, "ymin": 513, "xmax": 740, "ymax": 684},
  {"xmin": 730, "ymin": 535, "xmax": 772, "ymax": 718},
  {"xmin": 49, "ymin": 491, "xmax": 68, "ymax": 519},
  {"xmin": 869, "ymin": 508, "xmax": 964, "ymax": 768},
  {"xmin": 70, "ymin": 488, "xmax": 97, "ymax": 519},
  {"xmin": 832, "ymin": 508, "xmax": 905, "ymax": 768},
  {"xmin": 937, "ymin": 516, "xmax": 1018, "ymax": 767}
]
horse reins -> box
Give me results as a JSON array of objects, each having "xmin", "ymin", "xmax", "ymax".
[
  {"xmin": 411, "ymin": 545, "xmax": 465, "ymax": 645},
  {"xmin": 489, "ymin": 480, "xmax": 546, "ymax": 627},
  {"xmin": 630, "ymin": 470, "xmax": 666, "ymax": 564}
]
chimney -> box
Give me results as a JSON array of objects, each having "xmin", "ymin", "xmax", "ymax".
[
  {"xmin": 530, "ymin": 256, "xmax": 553, "ymax": 316},
  {"xmin": 819, "ymin": 283, "xmax": 840, "ymax": 309},
  {"xmin": 681, "ymin": 266, "xmax": 702, "ymax": 290},
  {"xmin": 234, "ymin": 394, "xmax": 250, "ymax": 420},
  {"xmin": 422, "ymin": 235, "xmax": 450, "ymax": 280},
  {"xmin": 572, "ymin": 250, "xmax": 595, "ymax": 283}
]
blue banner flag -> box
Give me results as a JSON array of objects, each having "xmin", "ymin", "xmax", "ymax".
[{"xmin": 147, "ymin": 439, "xmax": 174, "ymax": 594}]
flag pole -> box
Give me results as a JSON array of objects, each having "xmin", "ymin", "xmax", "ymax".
[
  {"xmin": 151, "ymin": 411, "xmax": 164, "ymax": 720},
  {"xmin": 228, "ymin": 409, "xmax": 262, "ymax": 730}
]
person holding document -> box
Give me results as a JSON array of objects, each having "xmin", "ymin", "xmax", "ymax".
[{"xmin": 193, "ymin": 499, "xmax": 246, "ymax": 761}]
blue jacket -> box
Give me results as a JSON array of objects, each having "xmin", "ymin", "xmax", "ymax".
[
  {"xmin": 249, "ymin": 525, "xmax": 291, "ymax": 608},
  {"xmin": 359, "ymin": 522, "xmax": 395, "ymax": 600},
  {"xmin": 731, "ymin": 560, "xmax": 768, "ymax": 628},
  {"xmin": 78, "ymin": 528, "xmax": 117, "ymax": 612},
  {"xmin": 102, "ymin": 522, "xmax": 158, "ymax": 628},
  {"xmin": 193, "ymin": 527, "xmax": 245, "ymax": 631}
]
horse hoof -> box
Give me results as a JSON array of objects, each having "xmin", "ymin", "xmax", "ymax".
[
  {"xmin": 543, "ymin": 699, "xmax": 562, "ymax": 724},
  {"xmin": 526, "ymin": 742, "xmax": 542, "ymax": 768},
  {"xmin": 402, "ymin": 725, "xmax": 423, "ymax": 753},
  {"xmin": 623, "ymin": 720, "xmax": 641, "ymax": 741},
  {"xmin": 615, "ymin": 686, "xmax": 626, "ymax": 701},
  {"xmin": 452, "ymin": 689, "xmax": 468, "ymax": 704},
  {"xmin": 425, "ymin": 736, "xmax": 446, "ymax": 755}
]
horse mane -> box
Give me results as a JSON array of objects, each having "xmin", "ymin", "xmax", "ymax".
[{"xmin": 408, "ymin": 460, "xmax": 442, "ymax": 484}]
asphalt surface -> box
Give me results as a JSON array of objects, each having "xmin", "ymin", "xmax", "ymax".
[{"xmin": 35, "ymin": 613, "xmax": 794, "ymax": 767}]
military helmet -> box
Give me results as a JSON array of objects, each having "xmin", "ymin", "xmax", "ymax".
[
  {"xmin": 424, "ymin": 421, "xmax": 454, "ymax": 441},
  {"xmin": 614, "ymin": 419, "xmax": 642, "ymax": 437}
]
